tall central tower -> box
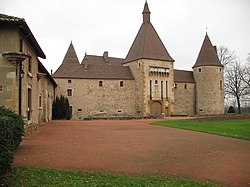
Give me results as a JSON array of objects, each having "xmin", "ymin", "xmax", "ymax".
[{"xmin": 123, "ymin": 2, "xmax": 175, "ymax": 117}]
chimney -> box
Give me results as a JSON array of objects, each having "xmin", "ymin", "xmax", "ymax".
[
  {"xmin": 83, "ymin": 52, "xmax": 88, "ymax": 70},
  {"xmin": 103, "ymin": 51, "xmax": 109, "ymax": 63}
]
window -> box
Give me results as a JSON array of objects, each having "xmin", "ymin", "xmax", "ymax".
[
  {"xmin": 184, "ymin": 84, "xmax": 187, "ymax": 89},
  {"xmin": 39, "ymin": 95, "xmax": 42, "ymax": 108},
  {"xmin": 28, "ymin": 56, "xmax": 32, "ymax": 73},
  {"xmin": 67, "ymin": 89, "xmax": 72, "ymax": 96},
  {"xmin": 174, "ymin": 83, "xmax": 177, "ymax": 89},
  {"xmin": 199, "ymin": 68, "xmax": 202, "ymax": 72},
  {"xmin": 27, "ymin": 88, "xmax": 32, "ymax": 120},
  {"xmin": 138, "ymin": 63, "xmax": 141, "ymax": 68},
  {"xmin": 99, "ymin": 81, "xmax": 103, "ymax": 87},
  {"xmin": 166, "ymin": 81, "xmax": 168, "ymax": 97},
  {"xmin": 78, "ymin": 109, "xmax": 82, "ymax": 111},
  {"xmin": 69, "ymin": 105, "xmax": 73, "ymax": 115},
  {"xmin": 219, "ymin": 68, "xmax": 222, "ymax": 72},
  {"xmin": 150, "ymin": 80, "xmax": 152, "ymax": 99},
  {"xmin": 0, "ymin": 85, "xmax": 3, "ymax": 92},
  {"xmin": 220, "ymin": 80, "xmax": 223, "ymax": 90},
  {"xmin": 155, "ymin": 80, "xmax": 158, "ymax": 84},
  {"xmin": 120, "ymin": 81, "xmax": 124, "ymax": 87},
  {"xmin": 68, "ymin": 80, "xmax": 72, "ymax": 83},
  {"xmin": 161, "ymin": 81, "xmax": 163, "ymax": 99}
]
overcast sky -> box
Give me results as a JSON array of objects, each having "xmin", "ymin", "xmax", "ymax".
[{"xmin": 1, "ymin": 0, "xmax": 250, "ymax": 72}]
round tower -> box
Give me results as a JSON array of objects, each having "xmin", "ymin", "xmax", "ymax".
[{"xmin": 193, "ymin": 33, "xmax": 224, "ymax": 115}]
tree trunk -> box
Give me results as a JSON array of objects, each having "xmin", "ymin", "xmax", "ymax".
[{"xmin": 236, "ymin": 96, "xmax": 241, "ymax": 114}]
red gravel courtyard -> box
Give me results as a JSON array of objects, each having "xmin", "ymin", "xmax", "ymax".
[{"xmin": 14, "ymin": 119, "xmax": 250, "ymax": 187}]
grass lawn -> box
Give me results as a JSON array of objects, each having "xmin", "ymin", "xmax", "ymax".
[
  {"xmin": 1, "ymin": 167, "xmax": 220, "ymax": 187},
  {"xmin": 152, "ymin": 119, "xmax": 250, "ymax": 141}
]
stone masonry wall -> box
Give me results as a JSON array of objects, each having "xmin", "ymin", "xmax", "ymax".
[
  {"xmin": 126, "ymin": 59, "xmax": 174, "ymax": 117},
  {"xmin": 193, "ymin": 66, "xmax": 224, "ymax": 115},
  {"xmin": 55, "ymin": 78, "xmax": 136, "ymax": 119},
  {"xmin": 173, "ymin": 82, "xmax": 195, "ymax": 116}
]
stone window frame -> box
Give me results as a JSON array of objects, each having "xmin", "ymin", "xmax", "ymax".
[
  {"xmin": 119, "ymin": 81, "xmax": 124, "ymax": 87},
  {"xmin": 99, "ymin": 80, "xmax": 103, "ymax": 87},
  {"xmin": 67, "ymin": 89, "xmax": 73, "ymax": 96}
]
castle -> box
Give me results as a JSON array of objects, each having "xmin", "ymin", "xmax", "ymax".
[{"xmin": 53, "ymin": 2, "xmax": 224, "ymax": 119}]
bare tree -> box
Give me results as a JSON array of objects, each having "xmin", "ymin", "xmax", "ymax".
[
  {"xmin": 225, "ymin": 62, "xmax": 248, "ymax": 113},
  {"xmin": 217, "ymin": 46, "xmax": 236, "ymax": 67}
]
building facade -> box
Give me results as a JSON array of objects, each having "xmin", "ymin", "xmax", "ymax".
[
  {"xmin": 53, "ymin": 2, "xmax": 224, "ymax": 119},
  {"xmin": 0, "ymin": 14, "xmax": 57, "ymax": 134}
]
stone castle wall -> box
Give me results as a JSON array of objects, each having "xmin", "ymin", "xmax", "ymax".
[
  {"xmin": 125, "ymin": 59, "xmax": 174, "ymax": 117},
  {"xmin": 55, "ymin": 78, "xmax": 136, "ymax": 119},
  {"xmin": 193, "ymin": 66, "xmax": 224, "ymax": 115},
  {"xmin": 173, "ymin": 82, "xmax": 195, "ymax": 116}
]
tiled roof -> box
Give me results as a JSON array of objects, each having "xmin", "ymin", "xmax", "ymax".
[
  {"xmin": 0, "ymin": 13, "xmax": 46, "ymax": 59},
  {"xmin": 193, "ymin": 33, "xmax": 223, "ymax": 68},
  {"xmin": 38, "ymin": 61, "xmax": 57, "ymax": 87},
  {"xmin": 53, "ymin": 44, "xmax": 134, "ymax": 80},
  {"xmin": 0, "ymin": 13, "xmax": 24, "ymax": 22},
  {"xmin": 62, "ymin": 42, "xmax": 79, "ymax": 64},
  {"xmin": 174, "ymin": 69, "xmax": 195, "ymax": 83},
  {"xmin": 124, "ymin": 2, "xmax": 174, "ymax": 63}
]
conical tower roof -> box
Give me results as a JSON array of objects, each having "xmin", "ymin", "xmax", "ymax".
[
  {"xmin": 53, "ymin": 42, "xmax": 80, "ymax": 77},
  {"xmin": 124, "ymin": 2, "xmax": 174, "ymax": 63},
  {"xmin": 62, "ymin": 42, "xmax": 79, "ymax": 64},
  {"xmin": 193, "ymin": 33, "xmax": 223, "ymax": 68}
]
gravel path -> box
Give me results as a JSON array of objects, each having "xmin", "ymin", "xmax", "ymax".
[{"xmin": 14, "ymin": 119, "xmax": 250, "ymax": 187}]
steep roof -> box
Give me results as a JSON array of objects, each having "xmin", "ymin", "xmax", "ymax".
[
  {"xmin": 38, "ymin": 61, "xmax": 57, "ymax": 87},
  {"xmin": 0, "ymin": 13, "xmax": 46, "ymax": 59},
  {"xmin": 62, "ymin": 42, "xmax": 79, "ymax": 64},
  {"xmin": 124, "ymin": 2, "xmax": 174, "ymax": 63},
  {"xmin": 174, "ymin": 69, "xmax": 195, "ymax": 83},
  {"xmin": 193, "ymin": 33, "xmax": 223, "ymax": 68},
  {"xmin": 53, "ymin": 51, "xmax": 134, "ymax": 80}
]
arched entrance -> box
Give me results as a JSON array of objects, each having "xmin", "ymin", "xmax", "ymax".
[{"xmin": 150, "ymin": 101, "xmax": 162, "ymax": 116}]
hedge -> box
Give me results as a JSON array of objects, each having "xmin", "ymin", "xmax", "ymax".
[{"xmin": 0, "ymin": 106, "xmax": 24, "ymax": 175}]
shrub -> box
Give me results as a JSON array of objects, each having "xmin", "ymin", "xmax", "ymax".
[
  {"xmin": 52, "ymin": 95, "xmax": 71, "ymax": 120},
  {"xmin": 0, "ymin": 106, "xmax": 24, "ymax": 175},
  {"xmin": 228, "ymin": 106, "xmax": 236, "ymax": 113}
]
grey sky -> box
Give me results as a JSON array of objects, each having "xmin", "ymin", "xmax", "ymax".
[{"xmin": 1, "ymin": 0, "xmax": 249, "ymax": 72}]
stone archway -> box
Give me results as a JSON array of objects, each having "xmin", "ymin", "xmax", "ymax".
[{"xmin": 150, "ymin": 101, "xmax": 162, "ymax": 116}]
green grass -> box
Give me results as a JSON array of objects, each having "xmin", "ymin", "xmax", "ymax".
[
  {"xmin": 152, "ymin": 119, "xmax": 250, "ymax": 141},
  {"xmin": 1, "ymin": 166, "xmax": 220, "ymax": 187}
]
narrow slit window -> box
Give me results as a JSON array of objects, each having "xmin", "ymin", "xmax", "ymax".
[
  {"xmin": 120, "ymin": 81, "xmax": 124, "ymax": 87},
  {"xmin": 99, "ymin": 81, "xmax": 103, "ymax": 87},
  {"xmin": 39, "ymin": 95, "xmax": 42, "ymax": 108}
]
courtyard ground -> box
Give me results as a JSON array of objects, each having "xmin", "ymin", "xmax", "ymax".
[{"xmin": 14, "ymin": 119, "xmax": 250, "ymax": 187}]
